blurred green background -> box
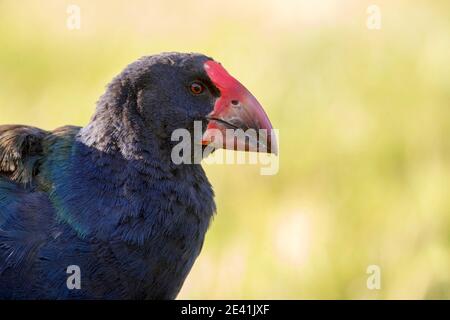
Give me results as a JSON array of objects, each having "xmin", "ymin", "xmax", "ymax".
[{"xmin": 0, "ymin": 0, "xmax": 449, "ymax": 299}]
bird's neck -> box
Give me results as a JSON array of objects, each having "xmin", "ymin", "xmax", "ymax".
[
  {"xmin": 78, "ymin": 104, "xmax": 173, "ymax": 165},
  {"xmin": 52, "ymin": 105, "xmax": 215, "ymax": 242}
]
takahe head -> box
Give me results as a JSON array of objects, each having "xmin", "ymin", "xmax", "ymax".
[{"xmin": 86, "ymin": 52, "xmax": 276, "ymax": 159}]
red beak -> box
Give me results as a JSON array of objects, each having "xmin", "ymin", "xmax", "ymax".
[{"xmin": 201, "ymin": 60, "xmax": 278, "ymax": 155}]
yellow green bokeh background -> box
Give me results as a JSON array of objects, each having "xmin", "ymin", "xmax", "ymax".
[{"xmin": 0, "ymin": 0, "xmax": 449, "ymax": 299}]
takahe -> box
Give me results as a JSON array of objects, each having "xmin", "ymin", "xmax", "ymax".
[{"xmin": 0, "ymin": 52, "xmax": 276, "ymax": 299}]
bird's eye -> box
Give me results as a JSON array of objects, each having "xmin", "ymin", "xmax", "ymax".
[{"xmin": 190, "ymin": 82, "xmax": 205, "ymax": 95}]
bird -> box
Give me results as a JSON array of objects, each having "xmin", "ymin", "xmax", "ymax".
[{"xmin": 0, "ymin": 52, "xmax": 276, "ymax": 299}]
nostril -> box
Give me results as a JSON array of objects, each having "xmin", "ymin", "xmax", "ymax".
[{"xmin": 231, "ymin": 100, "xmax": 239, "ymax": 106}]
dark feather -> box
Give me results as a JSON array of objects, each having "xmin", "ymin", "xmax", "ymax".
[{"xmin": 0, "ymin": 125, "xmax": 48, "ymax": 186}]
